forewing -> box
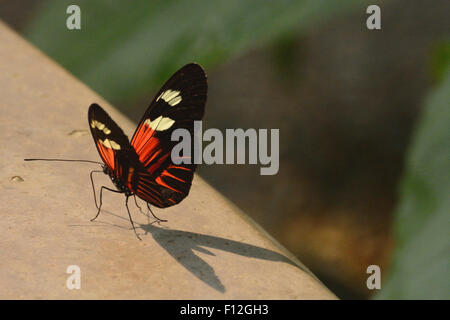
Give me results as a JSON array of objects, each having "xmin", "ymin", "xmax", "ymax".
[
  {"xmin": 88, "ymin": 103, "xmax": 138, "ymax": 175},
  {"xmin": 130, "ymin": 63, "xmax": 207, "ymax": 207},
  {"xmin": 131, "ymin": 63, "xmax": 206, "ymax": 170}
]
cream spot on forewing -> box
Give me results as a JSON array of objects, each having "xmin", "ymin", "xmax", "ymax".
[
  {"xmin": 144, "ymin": 116, "xmax": 175, "ymax": 131},
  {"xmin": 91, "ymin": 120, "xmax": 111, "ymax": 135},
  {"xmin": 101, "ymin": 138, "xmax": 111, "ymax": 148},
  {"xmin": 157, "ymin": 117, "xmax": 176, "ymax": 130},
  {"xmin": 101, "ymin": 138, "xmax": 121, "ymax": 150},
  {"xmin": 168, "ymin": 96, "xmax": 182, "ymax": 106},
  {"xmin": 109, "ymin": 140, "xmax": 121, "ymax": 150},
  {"xmin": 156, "ymin": 89, "xmax": 182, "ymax": 106}
]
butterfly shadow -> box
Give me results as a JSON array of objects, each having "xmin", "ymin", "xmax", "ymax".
[
  {"xmin": 77, "ymin": 205, "xmax": 304, "ymax": 293},
  {"xmin": 139, "ymin": 222, "xmax": 303, "ymax": 293}
]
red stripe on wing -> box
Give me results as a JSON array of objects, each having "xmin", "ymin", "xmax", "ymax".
[{"xmin": 95, "ymin": 140, "xmax": 115, "ymax": 171}]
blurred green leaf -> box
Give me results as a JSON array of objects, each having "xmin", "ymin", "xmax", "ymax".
[
  {"xmin": 431, "ymin": 41, "xmax": 450, "ymax": 84},
  {"xmin": 25, "ymin": 0, "xmax": 363, "ymax": 106},
  {"xmin": 376, "ymin": 66, "xmax": 450, "ymax": 299}
]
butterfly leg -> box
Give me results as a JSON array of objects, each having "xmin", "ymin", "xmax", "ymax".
[
  {"xmin": 133, "ymin": 195, "xmax": 142, "ymax": 211},
  {"xmin": 147, "ymin": 202, "xmax": 168, "ymax": 222},
  {"xmin": 133, "ymin": 195, "xmax": 152, "ymax": 224},
  {"xmin": 90, "ymin": 185, "xmax": 123, "ymax": 222},
  {"xmin": 125, "ymin": 196, "xmax": 142, "ymax": 240},
  {"xmin": 133, "ymin": 195, "xmax": 148, "ymax": 216},
  {"xmin": 89, "ymin": 170, "xmax": 103, "ymax": 209}
]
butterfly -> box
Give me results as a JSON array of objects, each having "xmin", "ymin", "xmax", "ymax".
[{"xmin": 88, "ymin": 63, "xmax": 207, "ymax": 239}]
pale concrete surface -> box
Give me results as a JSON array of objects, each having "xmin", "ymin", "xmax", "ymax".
[{"xmin": 0, "ymin": 21, "xmax": 336, "ymax": 299}]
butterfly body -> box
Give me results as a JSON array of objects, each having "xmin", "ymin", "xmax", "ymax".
[
  {"xmin": 88, "ymin": 63, "xmax": 207, "ymax": 237},
  {"xmin": 102, "ymin": 164, "xmax": 132, "ymax": 196}
]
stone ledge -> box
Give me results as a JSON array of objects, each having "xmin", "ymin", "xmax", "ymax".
[{"xmin": 0, "ymin": 21, "xmax": 335, "ymax": 299}]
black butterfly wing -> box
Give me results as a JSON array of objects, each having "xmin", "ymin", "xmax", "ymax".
[
  {"xmin": 130, "ymin": 63, "xmax": 207, "ymax": 207},
  {"xmin": 88, "ymin": 103, "xmax": 141, "ymax": 190}
]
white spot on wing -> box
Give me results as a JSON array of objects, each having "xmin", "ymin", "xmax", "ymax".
[
  {"xmin": 109, "ymin": 140, "xmax": 121, "ymax": 150},
  {"xmin": 168, "ymin": 96, "xmax": 182, "ymax": 106},
  {"xmin": 144, "ymin": 116, "xmax": 175, "ymax": 131},
  {"xmin": 156, "ymin": 89, "xmax": 182, "ymax": 106},
  {"xmin": 91, "ymin": 120, "xmax": 111, "ymax": 135},
  {"xmin": 101, "ymin": 138, "xmax": 121, "ymax": 150}
]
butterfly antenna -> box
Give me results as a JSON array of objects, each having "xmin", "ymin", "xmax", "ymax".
[{"xmin": 24, "ymin": 158, "xmax": 103, "ymax": 165}]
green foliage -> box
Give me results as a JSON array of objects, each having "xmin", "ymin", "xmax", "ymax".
[
  {"xmin": 25, "ymin": 0, "xmax": 362, "ymax": 105},
  {"xmin": 376, "ymin": 66, "xmax": 450, "ymax": 299},
  {"xmin": 431, "ymin": 41, "xmax": 450, "ymax": 84}
]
